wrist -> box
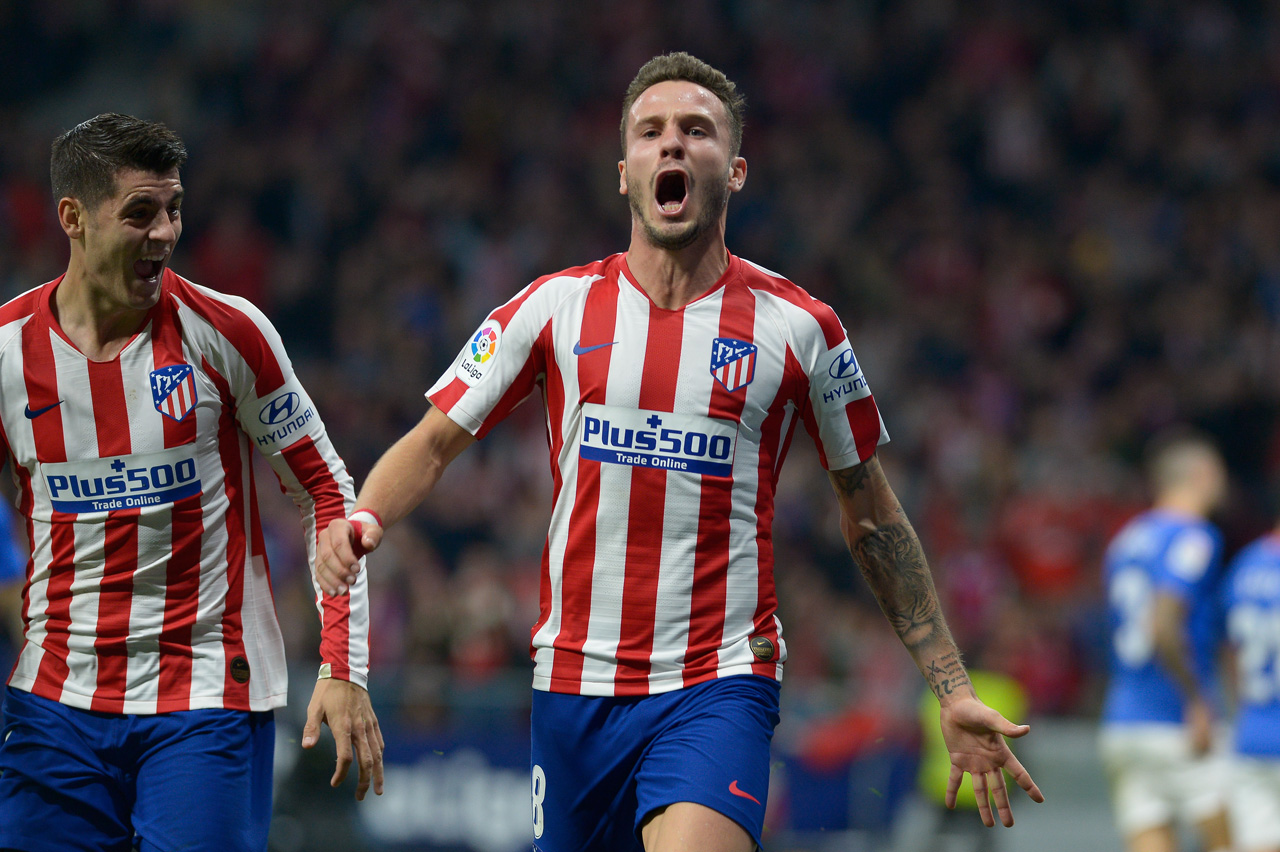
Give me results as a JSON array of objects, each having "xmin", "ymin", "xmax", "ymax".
[{"xmin": 349, "ymin": 509, "xmax": 383, "ymax": 529}]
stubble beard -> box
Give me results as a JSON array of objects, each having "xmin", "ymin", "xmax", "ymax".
[{"xmin": 628, "ymin": 169, "xmax": 730, "ymax": 251}]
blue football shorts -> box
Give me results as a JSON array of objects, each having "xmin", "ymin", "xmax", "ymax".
[
  {"xmin": 0, "ymin": 686, "xmax": 274, "ymax": 852},
  {"xmin": 530, "ymin": 674, "xmax": 781, "ymax": 852}
]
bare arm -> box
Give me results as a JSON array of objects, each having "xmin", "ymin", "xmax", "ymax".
[
  {"xmin": 315, "ymin": 406, "xmax": 475, "ymax": 596},
  {"xmin": 1152, "ymin": 591, "xmax": 1213, "ymax": 753},
  {"xmin": 828, "ymin": 455, "xmax": 1043, "ymax": 826}
]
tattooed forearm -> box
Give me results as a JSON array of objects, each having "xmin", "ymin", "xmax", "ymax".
[
  {"xmin": 926, "ymin": 652, "xmax": 973, "ymax": 701},
  {"xmin": 852, "ymin": 521, "xmax": 944, "ymax": 648}
]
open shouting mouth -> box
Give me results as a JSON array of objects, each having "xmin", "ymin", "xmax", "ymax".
[{"xmin": 655, "ymin": 169, "xmax": 688, "ymax": 216}]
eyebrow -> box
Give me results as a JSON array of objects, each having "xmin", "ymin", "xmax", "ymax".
[{"xmin": 123, "ymin": 188, "xmax": 185, "ymax": 207}]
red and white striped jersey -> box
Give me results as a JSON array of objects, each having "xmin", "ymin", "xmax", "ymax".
[
  {"xmin": 428, "ymin": 253, "xmax": 887, "ymax": 696},
  {"xmin": 1, "ymin": 270, "xmax": 368, "ymax": 713}
]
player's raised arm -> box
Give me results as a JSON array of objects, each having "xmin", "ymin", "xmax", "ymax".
[
  {"xmin": 316, "ymin": 406, "xmax": 475, "ymax": 596},
  {"xmin": 827, "ymin": 455, "xmax": 1044, "ymax": 828}
]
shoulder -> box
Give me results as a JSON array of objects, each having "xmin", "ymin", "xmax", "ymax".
[
  {"xmin": 734, "ymin": 256, "xmax": 847, "ymax": 347},
  {"xmin": 163, "ymin": 270, "xmax": 276, "ymax": 340},
  {"xmin": 487, "ymin": 256, "xmax": 611, "ymax": 329}
]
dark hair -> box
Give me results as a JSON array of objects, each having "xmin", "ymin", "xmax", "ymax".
[
  {"xmin": 620, "ymin": 52, "xmax": 746, "ymax": 157},
  {"xmin": 50, "ymin": 113, "xmax": 187, "ymax": 209}
]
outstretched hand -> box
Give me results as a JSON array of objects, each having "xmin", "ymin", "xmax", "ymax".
[
  {"xmin": 302, "ymin": 677, "xmax": 385, "ymax": 801},
  {"xmin": 316, "ymin": 517, "xmax": 382, "ymax": 596},
  {"xmin": 939, "ymin": 693, "xmax": 1044, "ymax": 827}
]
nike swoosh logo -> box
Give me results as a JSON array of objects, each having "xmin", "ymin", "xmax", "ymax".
[
  {"xmin": 572, "ymin": 340, "xmax": 617, "ymax": 356},
  {"xmin": 24, "ymin": 400, "xmax": 63, "ymax": 419},
  {"xmin": 728, "ymin": 779, "xmax": 761, "ymax": 805}
]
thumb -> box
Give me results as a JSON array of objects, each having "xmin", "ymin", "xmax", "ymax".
[
  {"xmin": 994, "ymin": 714, "xmax": 1031, "ymax": 738},
  {"xmin": 302, "ymin": 700, "xmax": 324, "ymax": 749}
]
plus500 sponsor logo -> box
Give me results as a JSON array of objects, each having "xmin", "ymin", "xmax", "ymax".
[
  {"xmin": 579, "ymin": 403, "xmax": 737, "ymax": 477},
  {"xmin": 41, "ymin": 446, "xmax": 201, "ymax": 513}
]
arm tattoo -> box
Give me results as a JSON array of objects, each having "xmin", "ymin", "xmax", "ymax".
[
  {"xmin": 830, "ymin": 464, "xmax": 871, "ymax": 497},
  {"xmin": 852, "ymin": 520, "xmax": 970, "ymax": 698}
]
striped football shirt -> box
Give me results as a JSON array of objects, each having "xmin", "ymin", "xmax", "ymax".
[
  {"xmin": 2, "ymin": 270, "xmax": 368, "ymax": 713},
  {"xmin": 428, "ymin": 252, "xmax": 887, "ymax": 696}
]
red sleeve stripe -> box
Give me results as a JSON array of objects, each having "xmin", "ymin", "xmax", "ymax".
[
  {"xmin": 281, "ymin": 435, "xmax": 355, "ymax": 680},
  {"xmin": 844, "ymin": 395, "xmax": 884, "ymax": 464}
]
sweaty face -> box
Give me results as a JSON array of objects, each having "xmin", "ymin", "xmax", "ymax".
[
  {"xmin": 79, "ymin": 167, "xmax": 183, "ymax": 312},
  {"xmin": 621, "ymin": 80, "xmax": 742, "ymax": 251}
]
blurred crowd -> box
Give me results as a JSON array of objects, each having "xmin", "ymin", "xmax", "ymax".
[{"xmin": 3, "ymin": 0, "xmax": 1280, "ymax": 738}]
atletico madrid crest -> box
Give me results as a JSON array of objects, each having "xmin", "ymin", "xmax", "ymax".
[
  {"xmin": 709, "ymin": 337, "xmax": 757, "ymax": 393},
  {"xmin": 150, "ymin": 364, "xmax": 198, "ymax": 421}
]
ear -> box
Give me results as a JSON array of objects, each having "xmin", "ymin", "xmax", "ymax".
[
  {"xmin": 618, "ymin": 159, "xmax": 628, "ymax": 196},
  {"xmin": 728, "ymin": 157, "xmax": 747, "ymax": 193},
  {"xmin": 57, "ymin": 197, "xmax": 86, "ymax": 240}
]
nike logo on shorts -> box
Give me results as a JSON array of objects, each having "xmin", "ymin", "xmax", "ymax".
[
  {"xmin": 572, "ymin": 340, "xmax": 617, "ymax": 356},
  {"xmin": 24, "ymin": 400, "xmax": 63, "ymax": 419},
  {"xmin": 729, "ymin": 779, "xmax": 760, "ymax": 805}
]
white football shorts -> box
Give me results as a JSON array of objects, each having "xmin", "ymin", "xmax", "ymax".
[{"xmin": 1098, "ymin": 723, "xmax": 1232, "ymax": 838}]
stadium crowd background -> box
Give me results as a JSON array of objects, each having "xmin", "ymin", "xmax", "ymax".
[{"xmin": 2, "ymin": 0, "xmax": 1279, "ymax": 845}]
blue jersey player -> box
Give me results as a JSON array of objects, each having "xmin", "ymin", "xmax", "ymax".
[
  {"xmin": 1224, "ymin": 528, "xmax": 1280, "ymax": 852},
  {"xmin": 1099, "ymin": 433, "xmax": 1231, "ymax": 852}
]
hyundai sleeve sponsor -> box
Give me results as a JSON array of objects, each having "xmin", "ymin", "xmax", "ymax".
[
  {"xmin": 241, "ymin": 382, "xmax": 319, "ymax": 450},
  {"xmin": 40, "ymin": 446, "xmax": 202, "ymax": 513},
  {"xmin": 819, "ymin": 346, "xmax": 869, "ymax": 407},
  {"xmin": 579, "ymin": 403, "xmax": 738, "ymax": 477}
]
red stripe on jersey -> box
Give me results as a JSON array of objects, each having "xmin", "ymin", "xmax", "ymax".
[
  {"xmin": 614, "ymin": 306, "xmax": 683, "ymax": 696},
  {"xmin": 153, "ymin": 306, "xmax": 202, "ymax": 706},
  {"xmin": 475, "ymin": 327, "xmax": 547, "ymax": 440},
  {"xmin": 683, "ymin": 282, "xmax": 757, "ymax": 687},
  {"xmin": 748, "ymin": 348, "xmax": 810, "ymax": 679},
  {"xmin": 745, "ymin": 266, "xmax": 848, "ymax": 349},
  {"xmin": 528, "ymin": 323, "xmax": 562, "ymax": 657},
  {"xmin": 169, "ymin": 272, "xmax": 285, "ymax": 397},
  {"xmin": 281, "ymin": 435, "xmax": 352, "ymax": 679},
  {"xmin": 548, "ymin": 277, "xmax": 618, "ymax": 692},
  {"xmin": 844, "ymin": 394, "xmax": 883, "ymax": 464},
  {"xmin": 203, "ymin": 358, "xmax": 251, "ymax": 706},
  {"xmin": 87, "ymin": 359, "xmax": 136, "ymax": 713},
  {"xmin": 23, "ymin": 317, "xmax": 74, "ymax": 697}
]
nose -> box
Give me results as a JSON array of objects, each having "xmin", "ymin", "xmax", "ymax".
[
  {"xmin": 148, "ymin": 208, "xmax": 178, "ymax": 245},
  {"xmin": 659, "ymin": 126, "xmax": 685, "ymax": 160}
]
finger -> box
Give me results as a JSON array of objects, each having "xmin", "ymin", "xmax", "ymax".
[
  {"xmin": 945, "ymin": 763, "xmax": 964, "ymax": 810},
  {"xmin": 971, "ymin": 771, "xmax": 995, "ymax": 828},
  {"xmin": 352, "ymin": 717, "xmax": 375, "ymax": 801},
  {"xmin": 982, "ymin": 708, "xmax": 1031, "ymax": 739},
  {"xmin": 990, "ymin": 770, "xmax": 1015, "ymax": 828},
  {"xmin": 369, "ymin": 717, "xmax": 385, "ymax": 796},
  {"xmin": 331, "ymin": 724, "xmax": 353, "ymax": 788},
  {"xmin": 1003, "ymin": 753, "xmax": 1045, "ymax": 803},
  {"xmin": 301, "ymin": 698, "xmax": 323, "ymax": 749}
]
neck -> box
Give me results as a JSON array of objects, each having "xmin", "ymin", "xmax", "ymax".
[
  {"xmin": 625, "ymin": 222, "xmax": 730, "ymax": 310},
  {"xmin": 1155, "ymin": 490, "xmax": 1209, "ymax": 519},
  {"xmin": 55, "ymin": 259, "xmax": 151, "ymax": 362}
]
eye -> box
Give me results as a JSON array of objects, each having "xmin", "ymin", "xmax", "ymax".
[{"xmin": 643, "ymin": 128, "xmax": 660, "ymax": 139}]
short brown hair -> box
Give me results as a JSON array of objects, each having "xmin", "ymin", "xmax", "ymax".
[
  {"xmin": 620, "ymin": 52, "xmax": 746, "ymax": 156},
  {"xmin": 50, "ymin": 113, "xmax": 187, "ymax": 209}
]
